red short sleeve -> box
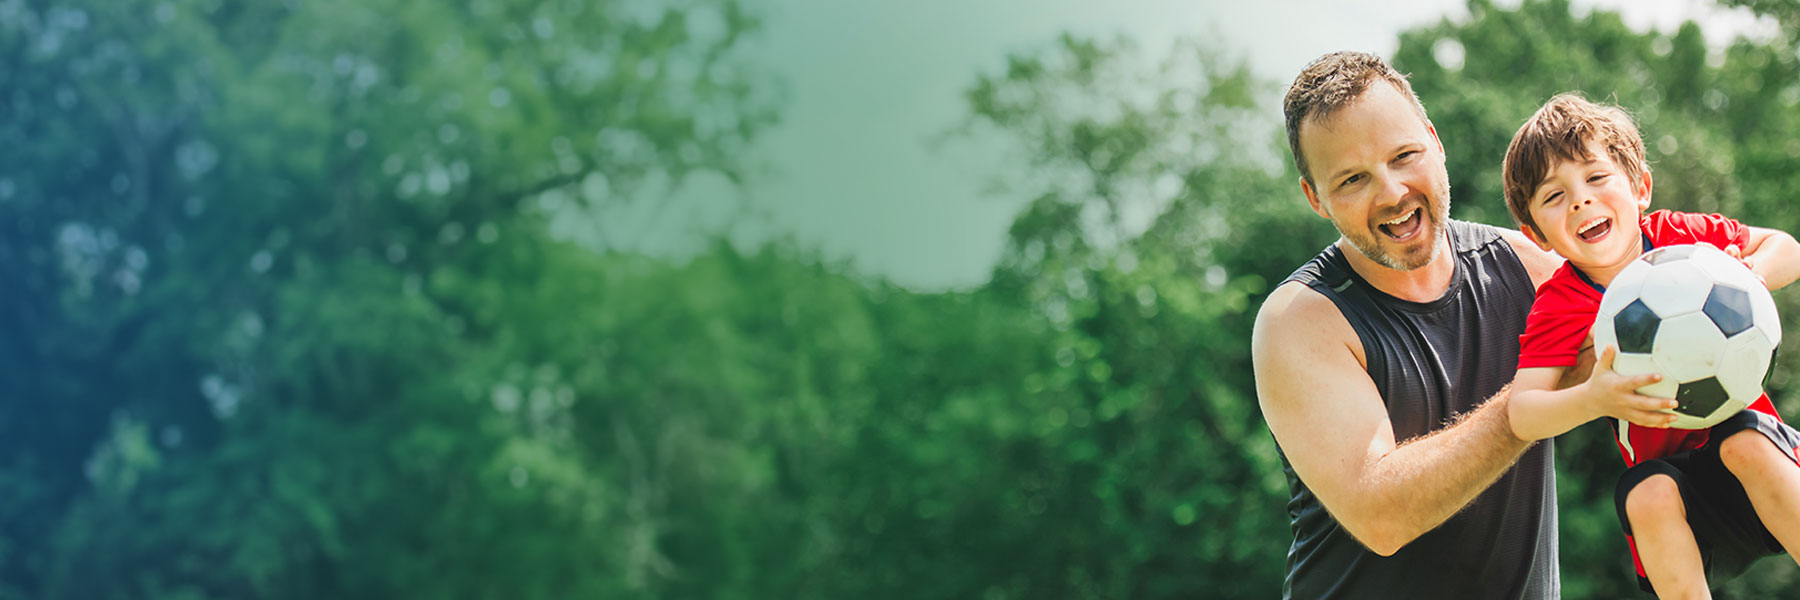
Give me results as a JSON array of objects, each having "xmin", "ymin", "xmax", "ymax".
[
  {"xmin": 1642, "ymin": 210, "xmax": 1750, "ymax": 251},
  {"xmin": 1517, "ymin": 265, "xmax": 1603, "ymax": 369}
]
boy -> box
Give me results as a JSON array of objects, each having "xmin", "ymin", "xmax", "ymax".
[{"xmin": 1501, "ymin": 93, "xmax": 1800, "ymax": 596}]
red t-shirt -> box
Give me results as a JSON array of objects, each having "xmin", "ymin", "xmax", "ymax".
[
  {"xmin": 1518, "ymin": 210, "xmax": 1777, "ymax": 581},
  {"xmin": 1518, "ymin": 209, "xmax": 1774, "ymax": 467}
]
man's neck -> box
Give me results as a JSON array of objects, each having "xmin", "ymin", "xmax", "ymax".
[{"xmin": 1339, "ymin": 236, "xmax": 1457, "ymax": 303}]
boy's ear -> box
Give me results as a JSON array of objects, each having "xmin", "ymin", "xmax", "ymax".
[
  {"xmin": 1300, "ymin": 176, "xmax": 1329, "ymax": 220},
  {"xmin": 1521, "ymin": 224, "xmax": 1553, "ymax": 252},
  {"xmin": 1636, "ymin": 170, "xmax": 1654, "ymax": 210}
]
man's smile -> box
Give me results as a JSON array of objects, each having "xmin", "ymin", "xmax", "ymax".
[{"xmin": 1379, "ymin": 207, "xmax": 1425, "ymax": 241}]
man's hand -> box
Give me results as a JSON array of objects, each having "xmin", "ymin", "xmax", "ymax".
[{"xmin": 1577, "ymin": 345, "xmax": 1678, "ymax": 429}]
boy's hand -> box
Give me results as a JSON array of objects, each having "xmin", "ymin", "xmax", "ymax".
[
  {"xmin": 1725, "ymin": 244, "xmax": 1768, "ymax": 287},
  {"xmin": 1581, "ymin": 346, "xmax": 1678, "ymax": 428}
]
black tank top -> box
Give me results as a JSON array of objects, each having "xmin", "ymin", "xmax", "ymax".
[{"xmin": 1277, "ymin": 220, "xmax": 1558, "ymax": 599}]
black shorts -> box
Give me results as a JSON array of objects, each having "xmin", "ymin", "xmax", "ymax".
[{"xmin": 1613, "ymin": 410, "xmax": 1800, "ymax": 594}]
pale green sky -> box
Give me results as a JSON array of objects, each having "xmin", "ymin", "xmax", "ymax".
[{"xmin": 596, "ymin": 0, "xmax": 1766, "ymax": 291}]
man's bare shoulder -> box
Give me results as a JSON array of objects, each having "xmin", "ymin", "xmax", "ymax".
[
  {"xmin": 1253, "ymin": 281, "xmax": 1360, "ymax": 365},
  {"xmin": 1257, "ymin": 280, "xmax": 1333, "ymax": 324},
  {"xmin": 1495, "ymin": 228, "xmax": 1561, "ymax": 287}
]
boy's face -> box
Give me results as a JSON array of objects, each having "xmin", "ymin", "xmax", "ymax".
[
  {"xmin": 1297, "ymin": 81, "xmax": 1450, "ymax": 272},
  {"xmin": 1521, "ymin": 140, "xmax": 1652, "ymax": 272}
]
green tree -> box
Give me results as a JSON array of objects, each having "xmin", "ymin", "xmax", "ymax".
[
  {"xmin": 917, "ymin": 34, "xmax": 1316, "ymax": 598},
  {"xmin": 1, "ymin": 0, "xmax": 775, "ymax": 597}
]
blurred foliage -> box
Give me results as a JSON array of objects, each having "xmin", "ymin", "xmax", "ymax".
[
  {"xmin": 2, "ymin": 0, "xmax": 777, "ymax": 597},
  {"xmin": 12, "ymin": 0, "xmax": 1800, "ymax": 598}
]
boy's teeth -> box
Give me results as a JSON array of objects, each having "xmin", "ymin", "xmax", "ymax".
[{"xmin": 1577, "ymin": 217, "xmax": 1612, "ymax": 242}]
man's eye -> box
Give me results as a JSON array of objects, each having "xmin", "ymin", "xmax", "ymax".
[{"xmin": 1339, "ymin": 174, "xmax": 1362, "ymax": 189}]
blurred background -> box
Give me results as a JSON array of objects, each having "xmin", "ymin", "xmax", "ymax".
[{"xmin": 9, "ymin": 0, "xmax": 1800, "ymax": 597}]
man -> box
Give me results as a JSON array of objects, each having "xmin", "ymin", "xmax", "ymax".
[{"xmin": 1251, "ymin": 51, "xmax": 1565, "ymax": 598}]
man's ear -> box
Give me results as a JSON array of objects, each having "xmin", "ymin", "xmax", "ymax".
[
  {"xmin": 1428, "ymin": 123, "xmax": 1445, "ymax": 157},
  {"xmin": 1301, "ymin": 176, "xmax": 1329, "ymax": 220},
  {"xmin": 1636, "ymin": 170, "xmax": 1654, "ymax": 211},
  {"xmin": 1521, "ymin": 224, "xmax": 1553, "ymax": 251}
]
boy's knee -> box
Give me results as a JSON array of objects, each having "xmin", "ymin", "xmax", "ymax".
[
  {"xmin": 1718, "ymin": 430, "xmax": 1781, "ymax": 475},
  {"xmin": 1625, "ymin": 474, "xmax": 1685, "ymax": 524}
]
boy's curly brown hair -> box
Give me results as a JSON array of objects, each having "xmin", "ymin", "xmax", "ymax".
[{"xmin": 1501, "ymin": 94, "xmax": 1649, "ymax": 238}]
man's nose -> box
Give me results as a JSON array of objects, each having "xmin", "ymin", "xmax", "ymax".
[{"xmin": 1379, "ymin": 172, "xmax": 1410, "ymax": 205}]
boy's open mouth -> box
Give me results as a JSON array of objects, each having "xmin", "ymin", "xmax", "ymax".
[
  {"xmin": 1379, "ymin": 207, "xmax": 1424, "ymax": 241},
  {"xmin": 1577, "ymin": 217, "xmax": 1612, "ymax": 243}
]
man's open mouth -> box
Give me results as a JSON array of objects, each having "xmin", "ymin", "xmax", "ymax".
[{"xmin": 1379, "ymin": 207, "xmax": 1424, "ymax": 241}]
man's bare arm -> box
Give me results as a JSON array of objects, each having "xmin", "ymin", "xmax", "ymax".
[{"xmin": 1252, "ymin": 282, "xmax": 1535, "ymax": 555}]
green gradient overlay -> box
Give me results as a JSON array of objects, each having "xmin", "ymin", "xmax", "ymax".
[{"xmin": 9, "ymin": 0, "xmax": 1800, "ymax": 598}]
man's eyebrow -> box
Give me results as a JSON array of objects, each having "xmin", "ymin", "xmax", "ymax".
[
  {"xmin": 1323, "ymin": 142, "xmax": 1423, "ymax": 184},
  {"xmin": 1324, "ymin": 166, "xmax": 1357, "ymax": 184}
]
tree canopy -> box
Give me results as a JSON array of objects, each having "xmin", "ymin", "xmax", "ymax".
[{"xmin": 10, "ymin": 0, "xmax": 1800, "ymax": 598}]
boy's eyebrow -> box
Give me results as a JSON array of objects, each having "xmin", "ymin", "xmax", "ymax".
[{"xmin": 1533, "ymin": 155, "xmax": 1608, "ymax": 199}]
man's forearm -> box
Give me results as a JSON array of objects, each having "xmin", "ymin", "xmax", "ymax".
[{"xmin": 1340, "ymin": 387, "xmax": 1534, "ymax": 555}]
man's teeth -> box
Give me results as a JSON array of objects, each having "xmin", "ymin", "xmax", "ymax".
[{"xmin": 1384, "ymin": 210, "xmax": 1416, "ymax": 225}]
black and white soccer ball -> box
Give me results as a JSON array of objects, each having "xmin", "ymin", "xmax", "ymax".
[{"xmin": 1592, "ymin": 243, "xmax": 1782, "ymax": 429}]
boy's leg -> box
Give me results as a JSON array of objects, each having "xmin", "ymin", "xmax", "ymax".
[
  {"xmin": 1624, "ymin": 473, "xmax": 1712, "ymax": 599},
  {"xmin": 1716, "ymin": 421, "xmax": 1800, "ymax": 567}
]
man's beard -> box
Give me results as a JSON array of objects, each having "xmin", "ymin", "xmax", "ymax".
[{"xmin": 1338, "ymin": 180, "xmax": 1451, "ymax": 272}]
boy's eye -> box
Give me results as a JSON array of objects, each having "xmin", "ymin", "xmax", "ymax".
[
  {"xmin": 1541, "ymin": 191, "xmax": 1562, "ymax": 206},
  {"xmin": 1588, "ymin": 173, "xmax": 1608, "ymax": 184}
]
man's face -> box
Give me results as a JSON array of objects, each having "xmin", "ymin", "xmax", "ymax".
[{"xmin": 1297, "ymin": 81, "xmax": 1451, "ymax": 272}]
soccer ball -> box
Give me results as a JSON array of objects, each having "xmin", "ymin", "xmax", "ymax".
[{"xmin": 1592, "ymin": 244, "xmax": 1782, "ymax": 429}]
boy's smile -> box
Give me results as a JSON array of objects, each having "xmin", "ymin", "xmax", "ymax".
[
  {"xmin": 1576, "ymin": 214, "xmax": 1612, "ymax": 243},
  {"xmin": 1524, "ymin": 140, "xmax": 1652, "ymax": 287}
]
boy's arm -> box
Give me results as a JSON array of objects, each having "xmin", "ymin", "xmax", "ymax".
[
  {"xmin": 1508, "ymin": 347, "xmax": 1678, "ymax": 441},
  {"xmin": 1740, "ymin": 226, "xmax": 1800, "ymax": 290}
]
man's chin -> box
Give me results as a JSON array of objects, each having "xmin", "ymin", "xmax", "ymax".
[
  {"xmin": 1385, "ymin": 242, "xmax": 1441, "ymax": 272},
  {"xmin": 1353, "ymin": 227, "xmax": 1442, "ymax": 272}
]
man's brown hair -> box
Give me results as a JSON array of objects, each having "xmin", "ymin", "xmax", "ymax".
[
  {"xmin": 1283, "ymin": 51, "xmax": 1430, "ymax": 187},
  {"xmin": 1501, "ymin": 94, "xmax": 1649, "ymax": 237}
]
